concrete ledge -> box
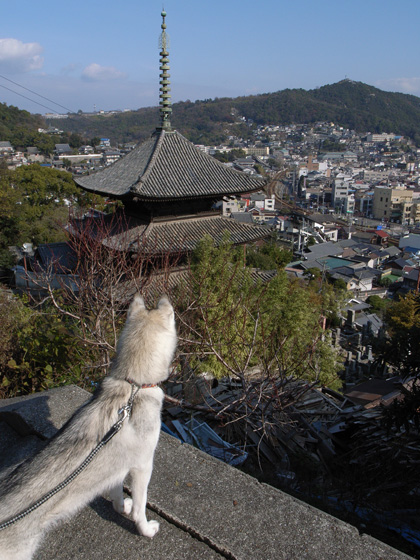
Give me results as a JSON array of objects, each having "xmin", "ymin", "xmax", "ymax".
[
  {"xmin": 0, "ymin": 386, "xmax": 413, "ymax": 560},
  {"xmin": 0, "ymin": 385, "xmax": 90, "ymax": 438},
  {"xmin": 150, "ymin": 434, "xmax": 411, "ymax": 560}
]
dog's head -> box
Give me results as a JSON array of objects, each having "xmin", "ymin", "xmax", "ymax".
[
  {"xmin": 128, "ymin": 294, "xmax": 174, "ymax": 322},
  {"xmin": 114, "ymin": 294, "xmax": 177, "ymax": 385}
]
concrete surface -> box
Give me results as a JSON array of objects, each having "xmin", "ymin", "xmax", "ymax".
[{"xmin": 0, "ymin": 386, "xmax": 414, "ymax": 560}]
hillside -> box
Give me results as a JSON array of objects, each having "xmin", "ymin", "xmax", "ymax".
[
  {"xmin": 0, "ymin": 102, "xmax": 86, "ymax": 154},
  {"xmin": 2, "ymin": 80, "xmax": 420, "ymax": 148},
  {"xmin": 44, "ymin": 80, "xmax": 420, "ymax": 146},
  {"xmin": 0, "ymin": 103, "xmax": 45, "ymax": 145}
]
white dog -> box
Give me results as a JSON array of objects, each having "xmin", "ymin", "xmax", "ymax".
[{"xmin": 0, "ymin": 295, "xmax": 177, "ymax": 560}]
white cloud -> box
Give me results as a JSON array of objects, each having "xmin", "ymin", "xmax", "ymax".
[
  {"xmin": 81, "ymin": 63, "xmax": 127, "ymax": 82},
  {"xmin": 0, "ymin": 38, "xmax": 43, "ymax": 73},
  {"xmin": 376, "ymin": 77, "xmax": 420, "ymax": 96}
]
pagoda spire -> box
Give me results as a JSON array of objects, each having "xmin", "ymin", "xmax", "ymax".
[{"xmin": 158, "ymin": 9, "xmax": 172, "ymax": 131}]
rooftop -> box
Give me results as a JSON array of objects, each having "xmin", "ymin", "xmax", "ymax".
[
  {"xmin": 0, "ymin": 386, "xmax": 413, "ymax": 560},
  {"xmin": 68, "ymin": 211, "xmax": 270, "ymax": 254},
  {"xmin": 74, "ymin": 130, "xmax": 266, "ymax": 202}
]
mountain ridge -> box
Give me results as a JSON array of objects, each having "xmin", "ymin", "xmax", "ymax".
[
  {"xmin": 2, "ymin": 80, "xmax": 420, "ymax": 147},
  {"xmin": 54, "ymin": 80, "xmax": 420, "ymax": 145}
]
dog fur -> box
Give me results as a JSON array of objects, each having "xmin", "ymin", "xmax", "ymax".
[{"xmin": 0, "ymin": 295, "xmax": 177, "ymax": 560}]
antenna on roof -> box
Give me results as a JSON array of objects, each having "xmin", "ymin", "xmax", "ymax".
[{"xmin": 158, "ymin": 9, "xmax": 172, "ymax": 131}]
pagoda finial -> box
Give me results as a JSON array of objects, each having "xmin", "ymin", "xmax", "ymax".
[{"xmin": 158, "ymin": 9, "xmax": 172, "ymax": 131}]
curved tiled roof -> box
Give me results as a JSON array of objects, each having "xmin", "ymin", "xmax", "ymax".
[
  {"xmin": 81, "ymin": 212, "xmax": 270, "ymax": 254},
  {"xmin": 74, "ymin": 130, "xmax": 266, "ymax": 200}
]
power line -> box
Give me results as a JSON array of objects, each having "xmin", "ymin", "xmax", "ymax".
[
  {"xmin": 0, "ymin": 82, "xmax": 62, "ymax": 114},
  {"xmin": 0, "ymin": 74, "xmax": 75, "ymax": 114}
]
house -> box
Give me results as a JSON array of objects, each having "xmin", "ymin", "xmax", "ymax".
[
  {"xmin": 354, "ymin": 312, "xmax": 383, "ymax": 335},
  {"xmin": 399, "ymin": 233, "xmax": 420, "ymax": 254},
  {"xmin": 0, "ymin": 141, "xmax": 13, "ymax": 154},
  {"xmin": 249, "ymin": 193, "xmax": 266, "ymax": 209},
  {"xmin": 330, "ymin": 265, "xmax": 379, "ymax": 293},
  {"xmin": 26, "ymin": 147, "xmax": 45, "ymax": 163},
  {"xmin": 54, "ymin": 144, "xmax": 72, "ymax": 156},
  {"xmin": 350, "ymin": 230, "xmax": 377, "ymax": 244},
  {"xmin": 381, "ymin": 245, "xmax": 402, "ymax": 260},
  {"xmin": 267, "ymin": 215, "xmax": 288, "ymax": 231},
  {"xmin": 383, "ymin": 257, "xmax": 415, "ymax": 275},
  {"xmin": 215, "ymin": 197, "xmax": 240, "ymax": 217},
  {"xmin": 401, "ymin": 268, "xmax": 420, "ymax": 293},
  {"xmin": 372, "ymin": 229, "xmax": 389, "ymax": 246},
  {"xmin": 231, "ymin": 212, "xmax": 254, "ymax": 224},
  {"xmin": 264, "ymin": 195, "xmax": 275, "ymax": 211},
  {"xmin": 305, "ymin": 241, "xmax": 344, "ymax": 260},
  {"xmin": 102, "ymin": 149, "xmax": 121, "ymax": 166},
  {"xmin": 352, "ymin": 254, "xmax": 379, "ymax": 268},
  {"xmin": 99, "ymin": 138, "xmax": 111, "ymax": 148},
  {"xmin": 79, "ymin": 145, "xmax": 94, "ymax": 155},
  {"xmin": 14, "ymin": 242, "xmax": 79, "ymax": 293},
  {"xmin": 233, "ymin": 157, "xmax": 256, "ymax": 171}
]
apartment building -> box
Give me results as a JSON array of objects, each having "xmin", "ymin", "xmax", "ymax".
[
  {"xmin": 366, "ymin": 133, "xmax": 396, "ymax": 143},
  {"xmin": 244, "ymin": 146, "xmax": 270, "ymax": 157},
  {"xmin": 372, "ymin": 186, "xmax": 413, "ymax": 223},
  {"xmin": 411, "ymin": 202, "xmax": 420, "ymax": 224},
  {"xmin": 332, "ymin": 177, "xmax": 355, "ymax": 214}
]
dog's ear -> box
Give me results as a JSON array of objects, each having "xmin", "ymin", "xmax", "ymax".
[
  {"xmin": 128, "ymin": 294, "xmax": 146, "ymax": 317},
  {"xmin": 157, "ymin": 295, "xmax": 174, "ymax": 317}
]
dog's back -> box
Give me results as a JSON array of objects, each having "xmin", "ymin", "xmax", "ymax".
[{"xmin": 0, "ymin": 295, "xmax": 177, "ymax": 560}]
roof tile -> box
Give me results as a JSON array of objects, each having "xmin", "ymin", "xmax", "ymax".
[{"xmin": 75, "ymin": 130, "xmax": 266, "ymax": 200}]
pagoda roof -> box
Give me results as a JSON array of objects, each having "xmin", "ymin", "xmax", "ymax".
[
  {"xmin": 69, "ymin": 211, "xmax": 270, "ymax": 255},
  {"xmin": 74, "ymin": 129, "xmax": 266, "ymax": 201}
]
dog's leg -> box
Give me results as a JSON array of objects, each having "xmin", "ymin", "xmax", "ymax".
[
  {"xmin": 129, "ymin": 465, "xmax": 159, "ymax": 538},
  {"xmin": 0, "ymin": 538, "xmax": 38, "ymax": 560},
  {"xmin": 109, "ymin": 483, "xmax": 132, "ymax": 516}
]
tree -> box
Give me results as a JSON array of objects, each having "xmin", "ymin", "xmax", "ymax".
[
  {"xmin": 176, "ymin": 235, "xmax": 342, "ymax": 388},
  {"xmin": 382, "ymin": 292, "xmax": 420, "ymax": 377},
  {"xmin": 0, "ymin": 288, "xmax": 84, "ymax": 398},
  {"xmin": 383, "ymin": 379, "xmax": 420, "ymax": 434},
  {"xmin": 0, "ymin": 165, "xmax": 105, "ymax": 265},
  {"xmin": 24, "ymin": 210, "xmax": 182, "ymax": 386},
  {"xmin": 379, "ymin": 276, "xmax": 393, "ymax": 288},
  {"xmin": 366, "ymin": 294, "xmax": 390, "ymax": 316},
  {"xmin": 246, "ymin": 240, "xmax": 292, "ymax": 270},
  {"xmin": 90, "ymin": 137, "xmax": 101, "ymax": 149}
]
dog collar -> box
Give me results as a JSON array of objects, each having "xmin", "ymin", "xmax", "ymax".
[{"xmin": 126, "ymin": 379, "xmax": 158, "ymax": 389}]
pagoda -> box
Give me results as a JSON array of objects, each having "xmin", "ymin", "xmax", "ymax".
[{"xmin": 74, "ymin": 11, "xmax": 269, "ymax": 256}]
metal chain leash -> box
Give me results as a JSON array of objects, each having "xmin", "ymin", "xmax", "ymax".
[{"xmin": 0, "ymin": 384, "xmax": 139, "ymax": 531}]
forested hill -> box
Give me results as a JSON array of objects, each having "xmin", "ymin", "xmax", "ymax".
[
  {"xmin": 234, "ymin": 80, "xmax": 420, "ymax": 141},
  {"xmin": 0, "ymin": 102, "xmax": 44, "ymax": 145},
  {"xmin": 3, "ymin": 80, "xmax": 420, "ymax": 147},
  {"xmin": 46, "ymin": 80, "xmax": 420, "ymax": 146}
]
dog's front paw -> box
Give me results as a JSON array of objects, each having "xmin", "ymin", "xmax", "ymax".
[
  {"xmin": 138, "ymin": 519, "xmax": 160, "ymax": 538},
  {"xmin": 123, "ymin": 497, "xmax": 133, "ymax": 515},
  {"xmin": 112, "ymin": 496, "xmax": 133, "ymax": 516}
]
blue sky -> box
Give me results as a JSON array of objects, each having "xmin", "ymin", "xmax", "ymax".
[{"xmin": 1, "ymin": 0, "xmax": 420, "ymax": 115}]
